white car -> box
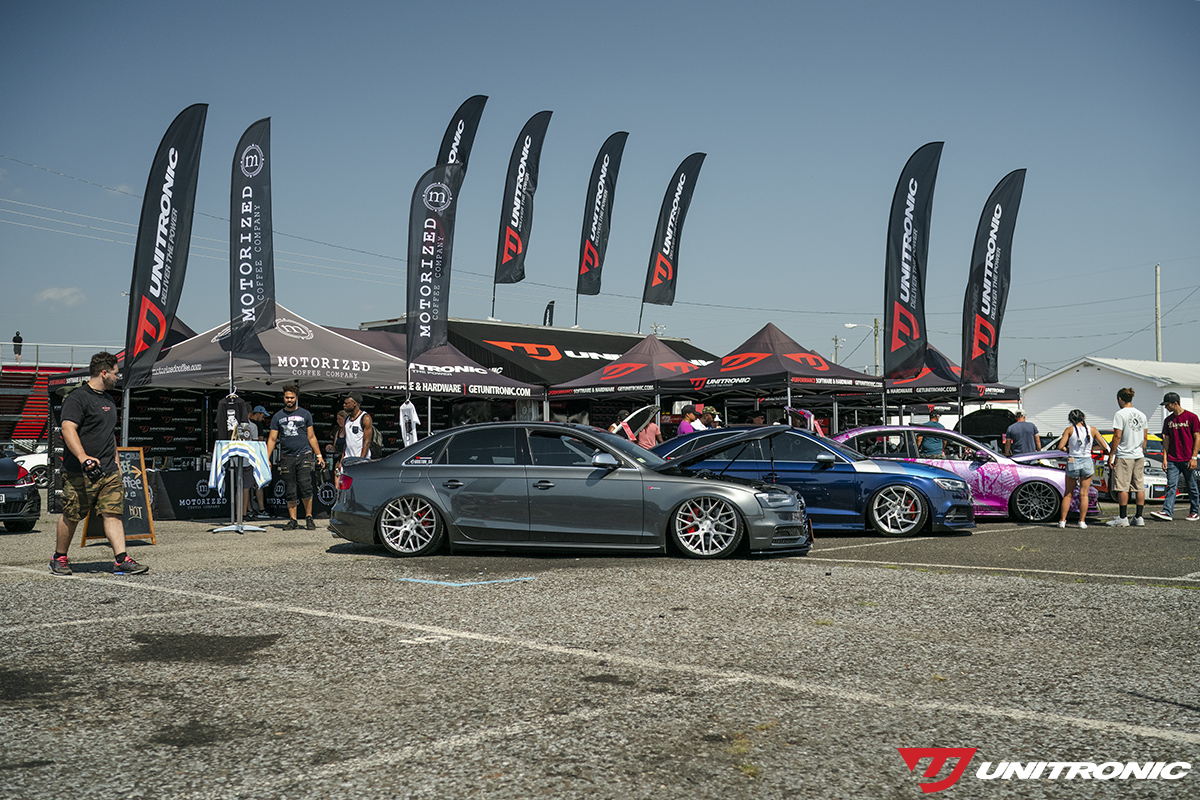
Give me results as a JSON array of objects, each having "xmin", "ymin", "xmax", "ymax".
[{"xmin": 13, "ymin": 450, "xmax": 48, "ymax": 489}]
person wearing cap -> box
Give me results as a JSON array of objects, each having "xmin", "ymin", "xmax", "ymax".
[
  {"xmin": 696, "ymin": 406, "xmax": 717, "ymax": 431},
  {"xmin": 749, "ymin": 411, "xmax": 766, "ymax": 426},
  {"xmin": 916, "ymin": 412, "xmax": 946, "ymax": 457},
  {"xmin": 340, "ymin": 392, "xmax": 373, "ymax": 470},
  {"xmin": 1004, "ymin": 411, "xmax": 1040, "ymax": 456},
  {"xmin": 676, "ymin": 407, "xmax": 700, "ymax": 437},
  {"xmin": 1151, "ymin": 391, "xmax": 1200, "ymax": 522}
]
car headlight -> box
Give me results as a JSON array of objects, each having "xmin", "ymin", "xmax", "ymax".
[
  {"xmin": 934, "ymin": 477, "xmax": 968, "ymax": 492},
  {"xmin": 756, "ymin": 491, "xmax": 797, "ymax": 509}
]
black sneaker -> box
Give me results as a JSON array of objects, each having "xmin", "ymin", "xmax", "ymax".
[
  {"xmin": 113, "ymin": 555, "xmax": 149, "ymax": 575},
  {"xmin": 283, "ymin": 518, "xmax": 298, "ymax": 531},
  {"xmin": 305, "ymin": 516, "xmax": 317, "ymax": 531},
  {"xmin": 50, "ymin": 555, "xmax": 73, "ymax": 576}
]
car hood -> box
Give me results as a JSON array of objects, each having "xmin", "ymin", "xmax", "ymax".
[
  {"xmin": 851, "ymin": 458, "xmax": 967, "ymax": 482},
  {"xmin": 652, "ymin": 426, "xmax": 793, "ymax": 471}
]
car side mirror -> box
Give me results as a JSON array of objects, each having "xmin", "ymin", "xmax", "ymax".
[
  {"xmin": 592, "ymin": 452, "xmax": 620, "ymax": 470},
  {"xmin": 815, "ymin": 453, "xmax": 836, "ymax": 468},
  {"xmin": 971, "ymin": 450, "xmax": 989, "ymax": 462}
]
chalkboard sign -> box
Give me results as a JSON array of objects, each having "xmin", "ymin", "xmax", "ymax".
[{"xmin": 80, "ymin": 447, "xmax": 157, "ymax": 547}]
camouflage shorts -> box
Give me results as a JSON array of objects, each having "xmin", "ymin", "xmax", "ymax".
[{"xmin": 62, "ymin": 469, "xmax": 124, "ymax": 523}]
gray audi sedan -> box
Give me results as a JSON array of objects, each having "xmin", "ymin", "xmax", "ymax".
[{"xmin": 330, "ymin": 422, "xmax": 812, "ymax": 559}]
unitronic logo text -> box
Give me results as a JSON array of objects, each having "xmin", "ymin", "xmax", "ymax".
[
  {"xmin": 899, "ymin": 177, "xmax": 918, "ymax": 304},
  {"xmin": 898, "ymin": 748, "xmax": 1191, "ymax": 793},
  {"xmin": 446, "ymin": 120, "xmax": 465, "ymax": 164},
  {"xmin": 661, "ymin": 172, "xmax": 687, "ymax": 260},
  {"xmin": 890, "ymin": 302, "xmax": 921, "ymax": 353},
  {"xmin": 980, "ymin": 203, "xmax": 1002, "ymax": 316}
]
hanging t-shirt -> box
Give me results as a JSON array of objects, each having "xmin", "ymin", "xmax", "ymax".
[
  {"xmin": 216, "ymin": 395, "xmax": 250, "ymax": 440},
  {"xmin": 400, "ymin": 401, "xmax": 420, "ymax": 447}
]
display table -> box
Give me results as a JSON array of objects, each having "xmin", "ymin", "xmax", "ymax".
[{"xmin": 208, "ymin": 440, "xmax": 271, "ymax": 494}]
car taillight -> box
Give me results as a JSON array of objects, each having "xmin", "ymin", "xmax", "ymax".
[
  {"xmin": 337, "ymin": 474, "xmax": 352, "ymax": 491},
  {"xmin": 15, "ymin": 466, "xmax": 34, "ymax": 487}
]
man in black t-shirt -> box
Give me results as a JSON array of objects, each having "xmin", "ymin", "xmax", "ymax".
[
  {"xmin": 266, "ymin": 384, "xmax": 325, "ymax": 530},
  {"xmin": 51, "ymin": 352, "xmax": 148, "ymax": 576}
]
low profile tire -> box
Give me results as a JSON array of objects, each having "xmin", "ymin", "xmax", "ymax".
[
  {"xmin": 867, "ymin": 484, "xmax": 928, "ymax": 537},
  {"xmin": 377, "ymin": 496, "xmax": 445, "ymax": 557},
  {"xmin": 1010, "ymin": 481, "xmax": 1060, "ymax": 523},
  {"xmin": 670, "ymin": 496, "xmax": 744, "ymax": 558},
  {"xmin": 30, "ymin": 466, "xmax": 48, "ymax": 489},
  {"xmin": 4, "ymin": 520, "xmax": 36, "ymax": 533}
]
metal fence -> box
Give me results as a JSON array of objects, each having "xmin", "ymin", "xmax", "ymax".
[{"xmin": 1, "ymin": 341, "xmax": 122, "ymax": 370}]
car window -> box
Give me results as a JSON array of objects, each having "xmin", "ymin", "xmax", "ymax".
[
  {"xmin": 764, "ymin": 432, "xmax": 826, "ymax": 462},
  {"xmin": 404, "ymin": 439, "xmax": 445, "ymax": 465},
  {"xmin": 529, "ymin": 431, "xmax": 605, "ymax": 467},
  {"xmin": 439, "ymin": 427, "xmax": 519, "ymax": 465},
  {"xmin": 847, "ymin": 433, "xmax": 908, "ymax": 458},
  {"xmin": 701, "ymin": 439, "xmax": 763, "ymax": 462},
  {"xmin": 916, "ymin": 433, "xmax": 972, "ymax": 460}
]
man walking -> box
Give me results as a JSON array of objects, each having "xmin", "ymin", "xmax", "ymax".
[
  {"xmin": 50, "ymin": 352, "xmax": 148, "ymax": 575},
  {"xmin": 1004, "ymin": 412, "xmax": 1041, "ymax": 456},
  {"xmin": 1106, "ymin": 388, "xmax": 1148, "ymax": 527},
  {"xmin": 266, "ymin": 385, "xmax": 325, "ymax": 530},
  {"xmin": 12, "ymin": 331, "xmax": 22, "ymax": 363},
  {"xmin": 1151, "ymin": 392, "xmax": 1200, "ymax": 522},
  {"xmin": 339, "ymin": 392, "xmax": 373, "ymax": 469}
]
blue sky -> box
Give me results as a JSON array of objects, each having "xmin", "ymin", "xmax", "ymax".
[{"xmin": 3, "ymin": 0, "xmax": 1197, "ymax": 382}]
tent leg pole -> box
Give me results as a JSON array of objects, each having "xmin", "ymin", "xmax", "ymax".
[
  {"xmin": 427, "ymin": 396, "xmax": 432, "ymax": 436},
  {"xmin": 832, "ymin": 399, "xmax": 839, "ymax": 435}
]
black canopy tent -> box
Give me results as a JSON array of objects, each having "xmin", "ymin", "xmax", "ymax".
[
  {"xmin": 548, "ymin": 334, "xmax": 701, "ymax": 398},
  {"xmin": 360, "ymin": 317, "xmax": 716, "ymax": 386},
  {"xmin": 655, "ymin": 324, "xmax": 883, "ymax": 433}
]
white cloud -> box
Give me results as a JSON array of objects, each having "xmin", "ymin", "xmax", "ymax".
[{"xmin": 36, "ymin": 287, "xmax": 85, "ymax": 307}]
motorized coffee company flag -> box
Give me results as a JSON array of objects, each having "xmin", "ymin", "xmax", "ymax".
[
  {"xmin": 961, "ymin": 169, "xmax": 1026, "ymax": 384},
  {"xmin": 576, "ymin": 131, "xmax": 629, "ymax": 297},
  {"xmin": 437, "ymin": 95, "xmax": 488, "ymax": 173},
  {"xmin": 228, "ymin": 117, "xmax": 276, "ymax": 356},
  {"xmin": 123, "ymin": 103, "xmax": 208, "ymax": 389},
  {"xmin": 407, "ymin": 163, "xmax": 466, "ymax": 366},
  {"xmin": 642, "ymin": 152, "xmax": 705, "ymax": 307},
  {"xmin": 883, "ymin": 142, "xmax": 943, "ymax": 380},
  {"xmin": 494, "ymin": 110, "xmax": 552, "ymax": 285}
]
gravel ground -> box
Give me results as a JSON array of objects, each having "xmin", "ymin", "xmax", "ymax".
[{"xmin": 1, "ymin": 503, "xmax": 1197, "ymax": 799}]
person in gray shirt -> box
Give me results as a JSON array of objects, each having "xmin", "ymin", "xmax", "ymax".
[{"xmin": 1004, "ymin": 412, "xmax": 1041, "ymax": 456}]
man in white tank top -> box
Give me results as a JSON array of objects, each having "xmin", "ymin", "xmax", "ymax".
[{"xmin": 340, "ymin": 392, "xmax": 373, "ymax": 469}]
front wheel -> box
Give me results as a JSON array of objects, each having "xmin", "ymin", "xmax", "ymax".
[
  {"xmin": 1010, "ymin": 481, "xmax": 1060, "ymax": 523},
  {"xmin": 867, "ymin": 484, "xmax": 928, "ymax": 537},
  {"xmin": 4, "ymin": 520, "xmax": 36, "ymax": 533},
  {"xmin": 670, "ymin": 496, "xmax": 744, "ymax": 558},
  {"xmin": 377, "ymin": 496, "xmax": 445, "ymax": 556}
]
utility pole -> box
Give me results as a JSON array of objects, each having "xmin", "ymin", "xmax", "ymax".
[
  {"xmin": 1021, "ymin": 358, "xmax": 1028, "ymax": 384},
  {"xmin": 832, "ymin": 335, "xmax": 845, "ymax": 364},
  {"xmin": 1155, "ymin": 262, "xmax": 1162, "ymax": 361}
]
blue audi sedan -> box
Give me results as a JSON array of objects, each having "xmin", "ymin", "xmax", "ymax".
[{"xmin": 654, "ymin": 427, "xmax": 974, "ymax": 537}]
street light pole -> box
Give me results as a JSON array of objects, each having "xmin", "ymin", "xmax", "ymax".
[{"xmin": 844, "ymin": 319, "xmax": 880, "ymax": 375}]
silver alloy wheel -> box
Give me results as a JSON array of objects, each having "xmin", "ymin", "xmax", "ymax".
[
  {"xmin": 1012, "ymin": 481, "xmax": 1060, "ymax": 523},
  {"xmin": 378, "ymin": 496, "xmax": 443, "ymax": 556},
  {"xmin": 868, "ymin": 485, "xmax": 927, "ymax": 536},
  {"xmin": 672, "ymin": 496, "xmax": 742, "ymax": 557},
  {"xmin": 31, "ymin": 465, "xmax": 48, "ymax": 489}
]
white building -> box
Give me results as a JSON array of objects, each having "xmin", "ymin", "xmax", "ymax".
[{"xmin": 1020, "ymin": 358, "xmax": 1200, "ymax": 435}]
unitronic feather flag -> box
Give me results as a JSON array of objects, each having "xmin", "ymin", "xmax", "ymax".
[
  {"xmin": 961, "ymin": 169, "xmax": 1026, "ymax": 384},
  {"xmin": 407, "ymin": 163, "xmax": 465, "ymax": 366},
  {"xmin": 123, "ymin": 103, "xmax": 208, "ymax": 389},
  {"xmin": 494, "ymin": 110, "xmax": 552, "ymax": 285},
  {"xmin": 575, "ymin": 131, "xmax": 628, "ymax": 297},
  {"xmin": 641, "ymin": 152, "xmax": 705, "ymax": 308},
  {"xmin": 883, "ymin": 141, "xmax": 943, "ymax": 380},
  {"xmin": 228, "ymin": 117, "xmax": 276, "ymax": 357},
  {"xmin": 437, "ymin": 95, "xmax": 487, "ymax": 173}
]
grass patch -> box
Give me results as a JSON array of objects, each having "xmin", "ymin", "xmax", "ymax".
[
  {"xmin": 736, "ymin": 763, "xmax": 761, "ymax": 779},
  {"xmin": 813, "ymin": 619, "xmax": 834, "ymax": 626}
]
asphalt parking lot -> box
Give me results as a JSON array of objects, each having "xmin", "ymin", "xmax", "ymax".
[{"xmin": 2, "ymin": 498, "xmax": 1197, "ymax": 799}]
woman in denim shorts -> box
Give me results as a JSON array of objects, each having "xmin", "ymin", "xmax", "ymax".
[{"xmin": 1054, "ymin": 409, "xmax": 1110, "ymax": 529}]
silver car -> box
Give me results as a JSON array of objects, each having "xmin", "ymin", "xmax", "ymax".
[{"xmin": 330, "ymin": 422, "xmax": 812, "ymax": 559}]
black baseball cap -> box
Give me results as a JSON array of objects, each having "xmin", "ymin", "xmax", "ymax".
[
  {"xmin": 1161, "ymin": 392, "xmax": 1181, "ymax": 406},
  {"xmin": 345, "ymin": 391, "xmax": 363, "ymax": 404}
]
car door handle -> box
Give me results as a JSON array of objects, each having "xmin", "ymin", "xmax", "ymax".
[
  {"xmin": 533, "ymin": 480, "xmax": 555, "ymax": 490},
  {"xmin": 442, "ymin": 480, "xmax": 464, "ymax": 489}
]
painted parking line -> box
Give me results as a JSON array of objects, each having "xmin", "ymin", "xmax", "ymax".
[
  {"xmin": 3, "ymin": 563, "xmax": 1197, "ymax": 748},
  {"xmin": 396, "ymin": 577, "xmax": 536, "ymax": 587},
  {"xmin": 807, "ymin": 556, "xmax": 1200, "ymax": 583}
]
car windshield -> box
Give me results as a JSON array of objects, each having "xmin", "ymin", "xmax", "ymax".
[{"xmin": 586, "ymin": 428, "xmax": 667, "ymax": 468}]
